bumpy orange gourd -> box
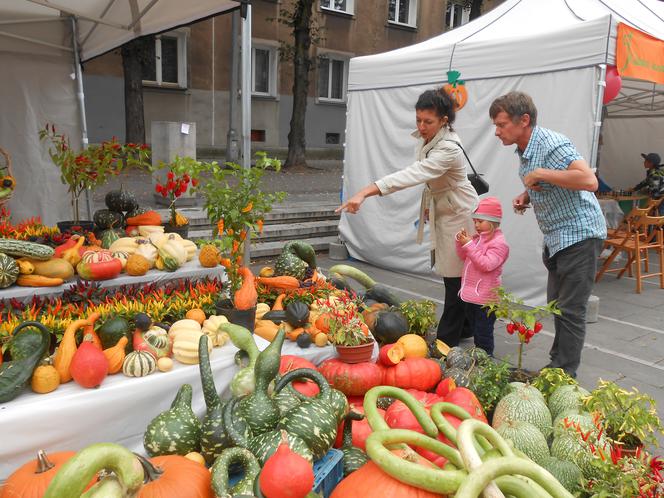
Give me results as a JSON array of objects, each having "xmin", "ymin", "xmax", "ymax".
[
  {"xmin": 197, "ymin": 244, "xmax": 219, "ymax": 268},
  {"xmin": 30, "ymin": 364, "xmax": 60, "ymax": 394},
  {"xmin": 185, "ymin": 308, "xmax": 206, "ymax": 325},
  {"xmin": 53, "ymin": 317, "xmax": 90, "ymax": 383},
  {"xmin": 103, "ymin": 336, "xmax": 129, "ymax": 374},
  {"xmin": 233, "ymin": 267, "xmax": 258, "ymax": 311}
]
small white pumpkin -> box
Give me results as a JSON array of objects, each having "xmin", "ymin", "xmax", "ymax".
[
  {"xmin": 108, "ymin": 237, "xmax": 139, "ymax": 255},
  {"xmin": 202, "ymin": 315, "xmax": 230, "ymax": 347},
  {"xmin": 168, "ymin": 319, "xmax": 202, "ymax": 339},
  {"xmin": 138, "ymin": 225, "xmax": 165, "ymax": 238},
  {"xmin": 172, "ymin": 328, "xmax": 211, "ymax": 364}
]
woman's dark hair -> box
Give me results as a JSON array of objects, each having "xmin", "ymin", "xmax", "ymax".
[{"xmin": 415, "ymin": 88, "xmax": 456, "ymax": 127}]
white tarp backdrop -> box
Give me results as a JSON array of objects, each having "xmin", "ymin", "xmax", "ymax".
[
  {"xmin": 0, "ymin": 0, "xmax": 241, "ymax": 224},
  {"xmin": 340, "ymin": 0, "xmax": 664, "ymax": 305}
]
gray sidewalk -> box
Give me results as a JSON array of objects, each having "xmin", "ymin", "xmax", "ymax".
[{"xmin": 313, "ymin": 253, "xmax": 664, "ymax": 446}]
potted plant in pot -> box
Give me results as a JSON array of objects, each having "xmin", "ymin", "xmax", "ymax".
[
  {"xmin": 194, "ymin": 152, "xmax": 286, "ymax": 308},
  {"xmin": 325, "ymin": 300, "xmax": 375, "ymax": 363},
  {"xmin": 152, "ymin": 156, "xmax": 206, "ymax": 238},
  {"xmin": 582, "ymin": 379, "xmax": 664, "ymax": 452},
  {"xmin": 39, "ymin": 124, "xmax": 150, "ymax": 232},
  {"xmin": 485, "ymin": 287, "xmax": 560, "ymax": 382}
]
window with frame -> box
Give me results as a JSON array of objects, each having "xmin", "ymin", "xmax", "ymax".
[
  {"xmin": 320, "ymin": 0, "xmax": 354, "ymax": 15},
  {"xmin": 252, "ymin": 44, "xmax": 277, "ymax": 97},
  {"xmin": 388, "ymin": 0, "xmax": 417, "ymax": 27},
  {"xmin": 318, "ymin": 54, "xmax": 348, "ymax": 102},
  {"xmin": 141, "ymin": 32, "xmax": 187, "ymax": 88},
  {"xmin": 445, "ymin": 1, "xmax": 470, "ymax": 30}
]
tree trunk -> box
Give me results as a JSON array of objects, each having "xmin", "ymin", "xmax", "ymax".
[
  {"xmin": 121, "ymin": 39, "xmax": 147, "ymax": 144},
  {"xmin": 469, "ymin": 0, "xmax": 483, "ymax": 20},
  {"xmin": 285, "ymin": 0, "xmax": 315, "ymax": 169}
]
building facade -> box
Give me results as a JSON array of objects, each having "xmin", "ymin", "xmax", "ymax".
[{"xmin": 82, "ymin": 0, "xmax": 502, "ymax": 150}]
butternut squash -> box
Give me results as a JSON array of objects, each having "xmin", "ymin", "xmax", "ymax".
[
  {"xmin": 29, "ymin": 258, "xmax": 75, "ymax": 280},
  {"xmin": 103, "ymin": 337, "xmax": 129, "ymax": 374},
  {"xmin": 233, "ymin": 267, "xmax": 258, "ymax": 311},
  {"xmin": 16, "ymin": 275, "xmax": 64, "ymax": 287},
  {"xmin": 254, "ymin": 320, "xmax": 280, "ymax": 342}
]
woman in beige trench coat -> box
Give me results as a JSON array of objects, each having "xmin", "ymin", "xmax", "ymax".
[{"xmin": 337, "ymin": 88, "xmax": 479, "ymax": 346}]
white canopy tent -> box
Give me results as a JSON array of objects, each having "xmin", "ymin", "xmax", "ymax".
[
  {"xmin": 340, "ymin": 0, "xmax": 664, "ymax": 305},
  {"xmin": 0, "ymin": 0, "xmax": 249, "ymax": 224}
]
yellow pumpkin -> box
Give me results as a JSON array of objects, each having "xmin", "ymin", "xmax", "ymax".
[
  {"xmin": 126, "ymin": 253, "xmax": 150, "ymax": 276},
  {"xmin": 168, "ymin": 319, "xmax": 202, "ymax": 339},
  {"xmin": 172, "ymin": 329, "xmax": 211, "ymax": 364},
  {"xmin": 137, "ymin": 225, "xmax": 165, "ymax": 238},
  {"xmin": 180, "ymin": 239, "xmax": 197, "ymax": 261},
  {"xmin": 108, "ymin": 237, "xmax": 139, "ymax": 255},
  {"xmin": 31, "ymin": 364, "xmax": 60, "ymax": 394},
  {"xmin": 198, "ymin": 244, "xmax": 220, "ymax": 268},
  {"xmin": 396, "ymin": 334, "xmax": 428, "ymax": 358},
  {"xmin": 201, "ymin": 315, "xmax": 230, "ymax": 347}
]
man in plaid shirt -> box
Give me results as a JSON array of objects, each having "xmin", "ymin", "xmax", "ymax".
[{"xmin": 490, "ymin": 91, "xmax": 606, "ymax": 378}]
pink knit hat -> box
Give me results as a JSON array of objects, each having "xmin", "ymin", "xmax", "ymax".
[{"xmin": 473, "ymin": 197, "xmax": 502, "ymax": 222}]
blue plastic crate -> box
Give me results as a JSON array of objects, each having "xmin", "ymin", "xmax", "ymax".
[
  {"xmin": 227, "ymin": 448, "xmax": 344, "ymax": 497},
  {"xmin": 313, "ymin": 448, "xmax": 344, "ymax": 498}
]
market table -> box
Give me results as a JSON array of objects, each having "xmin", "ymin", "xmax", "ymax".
[
  {"xmin": 0, "ymin": 337, "xmax": 339, "ymax": 481},
  {"xmin": 597, "ymin": 193, "xmax": 649, "ymax": 215},
  {"xmin": 0, "ymin": 257, "xmax": 225, "ymax": 303}
]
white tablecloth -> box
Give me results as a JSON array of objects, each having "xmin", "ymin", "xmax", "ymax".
[
  {"xmin": 0, "ymin": 257, "xmax": 225, "ymax": 302},
  {"xmin": 0, "ymin": 340, "xmax": 337, "ymax": 481},
  {"xmin": 598, "ymin": 199, "xmax": 625, "ymax": 230}
]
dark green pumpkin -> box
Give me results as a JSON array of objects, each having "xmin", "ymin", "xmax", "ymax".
[
  {"xmin": 105, "ymin": 188, "xmax": 138, "ymax": 212},
  {"xmin": 98, "ymin": 316, "xmax": 132, "ymax": 352},
  {"xmin": 93, "ymin": 209, "xmax": 126, "ymax": 230},
  {"xmin": 372, "ymin": 311, "xmax": 409, "ymax": 344},
  {"xmin": 125, "ymin": 206, "xmax": 149, "ymax": 219},
  {"xmin": 285, "ymin": 301, "xmax": 310, "ymax": 328}
]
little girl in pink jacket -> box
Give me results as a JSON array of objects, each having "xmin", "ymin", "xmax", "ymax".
[{"xmin": 455, "ymin": 197, "xmax": 510, "ymax": 355}]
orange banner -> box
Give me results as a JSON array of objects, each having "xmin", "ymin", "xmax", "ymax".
[{"xmin": 616, "ymin": 23, "xmax": 664, "ymax": 84}]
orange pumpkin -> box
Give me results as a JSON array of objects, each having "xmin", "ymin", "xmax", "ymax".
[
  {"xmin": 442, "ymin": 83, "xmax": 468, "ymax": 110},
  {"xmin": 137, "ymin": 455, "xmax": 214, "ymax": 498},
  {"xmin": 0, "ymin": 450, "xmax": 94, "ymax": 498},
  {"xmin": 185, "ymin": 308, "xmax": 206, "ymax": 325}
]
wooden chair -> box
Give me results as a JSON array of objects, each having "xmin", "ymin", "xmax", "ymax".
[
  {"xmin": 596, "ymin": 214, "xmax": 664, "ymax": 293},
  {"xmin": 646, "ymin": 197, "xmax": 664, "ymax": 216}
]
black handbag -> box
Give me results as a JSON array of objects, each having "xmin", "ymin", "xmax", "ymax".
[{"xmin": 446, "ymin": 140, "xmax": 489, "ymax": 195}]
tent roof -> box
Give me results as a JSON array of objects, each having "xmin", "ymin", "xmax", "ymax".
[
  {"xmin": 0, "ymin": 0, "xmax": 240, "ymax": 61},
  {"xmin": 348, "ymin": 0, "xmax": 664, "ymax": 92}
]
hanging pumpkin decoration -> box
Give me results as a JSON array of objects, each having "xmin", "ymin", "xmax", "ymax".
[{"xmin": 442, "ymin": 70, "xmax": 468, "ymax": 111}]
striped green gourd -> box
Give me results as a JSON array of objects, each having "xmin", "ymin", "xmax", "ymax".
[
  {"xmin": 274, "ymin": 368, "xmax": 340, "ymax": 460},
  {"xmin": 492, "ymin": 390, "xmax": 553, "ymax": 439},
  {"xmin": 494, "ymin": 418, "xmax": 550, "ymax": 465},
  {"xmin": 507, "ymin": 381, "xmax": 546, "ymax": 402},
  {"xmin": 211, "ymin": 447, "xmax": 260, "ymax": 497},
  {"xmin": 0, "ymin": 238, "xmax": 54, "ymax": 260},
  {"xmin": 0, "ymin": 253, "xmax": 19, "ymax": 288},
  {"xmin": 143, "ymin": 383, "xmax": 202, "ymax": 456},
  {"xmin": 540, "ymin": 456, "xmax": 583, "ymax": 494},
  {"xmin": 198, "ymin": 335, "xmax": 234, "ymax": 464},
  {"xmin": 548, "ymin": 384, "xmax": 590, "ymax": 420},
  {"xmin": 122, "ymin": 350, "xmax": 156, "ymax": 377}
]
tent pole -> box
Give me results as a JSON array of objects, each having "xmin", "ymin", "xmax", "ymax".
[
  {"xmin": 241, "ymin": 2, "xmax": 252, "ymax": 265},
  {"xmin": 590, "ymin": 64, "xmax": 607, "ymax": 170},
  {"xmin": 70, "ymin": 16, "xmax": 93, "ymax": 221}
]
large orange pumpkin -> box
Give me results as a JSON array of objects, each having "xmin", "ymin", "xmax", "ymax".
[
  {"xmin": 0, "ymin": 450, "xmax": 92, "ymax": 498},
  {"xmin": 318, "ymin": 358, "xmax": 384, "ymax": 396},
  {"xmin": 137, "ymin": 454, "xmax": 214, "ymax": 498},
  {"xmin": 330, "ymin": 449, "xmax": 443, "ymax": 498},
  {"xmin": 381, "ymin": 357, "xmax": 441, "ymax": 391}
]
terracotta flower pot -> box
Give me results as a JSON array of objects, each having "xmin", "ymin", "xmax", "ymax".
[{"xmin": 335, "ymin": 341, "xmax": 375, "ymax": 364}]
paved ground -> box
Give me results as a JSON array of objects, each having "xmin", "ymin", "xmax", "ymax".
[{"xmin": 93, "ymin": 160, "xmax": 664, "ymax": 446}]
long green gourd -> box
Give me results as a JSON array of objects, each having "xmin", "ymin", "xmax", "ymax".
[
  {"xmin": 238, "ymin": 327, "xmax": 285, "ymax": 435},
  {"xmin": 221, "ymin": 323, "xmax": 260, "ymax": 396},
  {"xmin": 363, "ymin": 385, "xmax": 439, "ymax": 437},
  {"xmin": 430, "ymin": 402, "xmax": 492, "ymax": 453},
  {"xmin": 211, "ymin": 447, "xmax": 261, "ymax": 497},
  {"xmin": 0, "ymin": 238, "xmax": 54, "ymax": 260},
  {"xmin": 43, "ymin": 443, "xmax": 144, "ymax": 498}
]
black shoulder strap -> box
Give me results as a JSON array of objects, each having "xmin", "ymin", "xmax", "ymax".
[{"xmin": 444, "ymin": 139, "xmax": 481, "ymax": 176}]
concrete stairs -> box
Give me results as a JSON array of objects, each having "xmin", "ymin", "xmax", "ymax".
[{"xmin": 155, "ymin": 201, "xmax": 340, "ymax": 258}]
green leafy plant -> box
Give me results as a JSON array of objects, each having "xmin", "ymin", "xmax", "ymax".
[
  {"xmin": 485, "ymin": 287, "xmax": 560, "ymax": 370},
  {"xmin": 39, "ymin": 124, "xmax": 150, "ymax": 223},
  {"xmin": 582, "ymin": 380, "xmax": 664, "ymax": 448},
  {"xmin": 398, "ymin": 299, "xmax": 436, "ymax": 336},
  {"xmin": 194, "ymin": 152, "xmax": 286, "ymax": 294},
  {"xmin": 468, "ymin": 355, "xmax": 512, "ymax": 414},
  {"xmin": 532, "ymin": 367, "xmax": 578, "ymax": 401}
]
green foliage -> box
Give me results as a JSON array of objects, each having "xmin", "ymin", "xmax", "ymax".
[
  {"xmin": 39, "ymin": 124, "xmax": 150, "ymax": 222},
  {"xmin": 398, "ymin": 299, "xmax": 436, "ymax": 336},
  {"xmin": 532, "ymin": 367, "xmax": 578, "ymax": 401},
  {"xmin": 583, "ymin": 380, "xmax": 664, "ymax": 448},
  {"xmin": 468, "ymin": 356, "xmax": 512, "ymax": 414}
]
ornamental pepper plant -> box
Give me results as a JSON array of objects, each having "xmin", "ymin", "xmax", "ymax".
[
  {"xmin": 152, "ymin": 156, "xmax": 206, "ymax": 227},
  {"xmin": 39, "ymin": 124, "xmax": 151, "ymax": 223},
  {"xmin": 194, "ymin": 152, "xmax": 286, "ymax": 295},
  {"xmin": 485, "ymin": 287, "xmax": 560, "ymax": 371}
]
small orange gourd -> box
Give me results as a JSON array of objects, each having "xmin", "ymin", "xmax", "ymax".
[
  {"xmin": 255, "ymin": 276, "xmax": 300, "ymax": 290},
  {"xmin": 103, "ymin": 336, "xmax": 129, "ymax": 374},
  {"xmin": 31, "ymin": 364, "xmax": 60, "ymax": 394},
  {"xmin": 53, "ymin": 317, "xmax": 91, "ymax": 383},
  {"xmin": 233, "ymin": 267, "xmax": 258, "ymax": 311},
  {"xmin": 185, "ymin": 308, "xmax": 206, "ymax": 325},
  {"xmin": 272, "ymin": 293, "xmax": 287, "ymax": 311},
  {"xmin": 81, "ymin": 312, "xmax": 102, "ymax": 350}
]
